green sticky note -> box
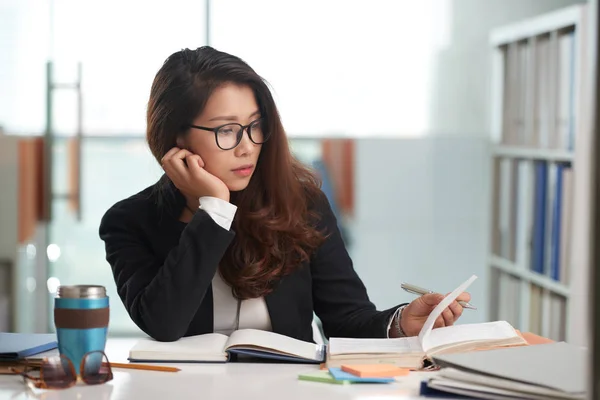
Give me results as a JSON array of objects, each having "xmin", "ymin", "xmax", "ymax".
[{"xmin": 298, "ymin": 370, "xmax": 354, "ymax": 385}]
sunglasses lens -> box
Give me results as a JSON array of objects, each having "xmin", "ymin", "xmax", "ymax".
[
  {"xmin": 42, "ymin": 356, "xmax": 76, "ymax": 389},
  {"xmin": 81, "ymin": 351, "xmax": 112, "ymax": 385}
]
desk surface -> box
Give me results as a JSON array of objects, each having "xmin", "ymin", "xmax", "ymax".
[{"xmin": 0, "ymin": 338, "xmax": 454, "ymax": 400}]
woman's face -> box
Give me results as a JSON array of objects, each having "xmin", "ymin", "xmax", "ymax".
[{"xmin": 180, "ymin": 83, "xmax": 264, "ymax": 192}]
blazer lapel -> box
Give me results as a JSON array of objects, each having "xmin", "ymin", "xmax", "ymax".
[
  {"xmin": 265, "ymin": 279, "xmax": 296, "ymax": 338},
  {"xmin": 265, "ymin": 268, "xmax": 313, "ymax": 342}
]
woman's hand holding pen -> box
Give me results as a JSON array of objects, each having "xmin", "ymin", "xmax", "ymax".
[
  {"xmin": 161, "ymin": 147, "xmax": 230, "ymax": 205},
  {"xmin": 398, "ymin": 292, "xmax": 471, "ymax": 337}
]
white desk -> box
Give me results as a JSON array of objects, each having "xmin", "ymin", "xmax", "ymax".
[{"xmin": 0, "ymin": 339, "xmax": 456, "ymax": 400}]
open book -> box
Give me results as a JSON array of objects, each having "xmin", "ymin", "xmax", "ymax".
[
  {"xmin": 128, "ymin": 328, "xmax": 325, "ymax": 364},
  {"xmin": 326, "ymin": 275, "xmax": 528, "ymax": 369}
]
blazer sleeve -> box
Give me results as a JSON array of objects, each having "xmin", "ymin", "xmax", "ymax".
[
  {"xmin": 310, "ymin": 195, "xmax": 401, "ymax": 338},
  {"xmin": 99, "ymin": 203, "xmax": 235, "ymax": 341}
]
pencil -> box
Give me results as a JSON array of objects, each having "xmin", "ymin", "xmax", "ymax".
[{"xmin": 103, "ymin": 362, "xmax": 180, "ymax": 372}]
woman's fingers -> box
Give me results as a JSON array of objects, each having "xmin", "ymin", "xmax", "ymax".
[
  {"xmin": 166, "ymin": 149, "xmax": 194, "ymax": 177},
  {"xmin": 433, "ymin": 316, "xmax": 445, "ymax": 328},
  {"xmin": 161, "ymin": 147, "xmax": 181, "ymax": 165},
  {"xmin": 449, "ymin": 301, "xmax": 463, "ymax": 321},
  {"xmin": 442, "ymin": 308, "xmax": 454, "ymax": 326},
  {"xmin": 163, "ymin": 148, "xmax": 192, "ymax": 166},
  {"xmin": 455, "ymin": 292, "xmax": 471, "ymax": 304},
  {"xmin": 186, "ymin": 154, "xmax": 203, "ymax": 175}
]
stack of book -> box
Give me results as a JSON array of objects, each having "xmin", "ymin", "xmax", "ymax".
[{"xmin": 421, "ymin": 342, "xmax": 586, "ymax": 399}]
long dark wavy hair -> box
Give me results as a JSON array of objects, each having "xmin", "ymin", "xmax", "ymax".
[{"xmin": 146, "ymin": 46, "xmax": 326, "ymax": 299}]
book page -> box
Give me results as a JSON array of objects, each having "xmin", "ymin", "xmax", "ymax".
[
  {"xmin": 418, "ymin": 275, "xmax": 477, "ymax": 350},
  {"xmin": 423, "ymin": 321, "xmax": 520, "ymax": 353},
  {"xmin": 328, "ymin": 336, "xmax": 422, "ymax": 356},
  {"xmin": 225, "ymin": 329, "xmax": 322, "ymax": 361},
  {"xmin": 130, "ymin": 333, "xmax": 229, "ymax": 358}
]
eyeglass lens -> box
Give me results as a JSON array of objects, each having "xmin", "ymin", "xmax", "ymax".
[
  {"xmin": 40, "ymin": 356, "xmax": 77, "ymax": 389},
  {"xmin": 81, "ymin": 351, "xmax": 112, "ymax": 385},
  {"xmin": 216, "ymin": 119, "xmax": 267, "ymax": 149}
]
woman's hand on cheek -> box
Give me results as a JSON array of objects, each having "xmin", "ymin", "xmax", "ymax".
[{"xmin": 161, "ymin": 147, "xmax": 230, "ymax": 203}]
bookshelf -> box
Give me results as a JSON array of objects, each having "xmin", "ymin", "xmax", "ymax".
[
  {"xmin": 488, "ymin": 4, "xmax": 588, "ymax": 342},
  {"xmin": 491, "ymin": 146, "xmax": 573, "ymax": 163}
]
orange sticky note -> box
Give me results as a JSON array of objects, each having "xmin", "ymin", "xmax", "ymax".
[{"xmin": 341, "ymin": 364, "xmax": 410, "ymax": 378}]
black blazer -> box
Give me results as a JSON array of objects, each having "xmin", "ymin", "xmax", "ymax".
[{"xmin": 99, "ymin": 176, "xmax": 401, "ymax": 342}]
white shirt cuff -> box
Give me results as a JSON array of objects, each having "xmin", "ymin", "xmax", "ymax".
[
  {"xmin": 199, "ymin": 196, "xmax": 237, "ymax": 231},
  {"xmin": 386, "ymin": 305, "xmax": 406, "ymax": 338}
]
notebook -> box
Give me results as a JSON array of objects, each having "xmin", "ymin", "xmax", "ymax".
[
  {"xmin": 128, "ymin": 328, "xmax": 325, "ymax": 364},
  {"xmin": 326, "ymin": 275, "xmax": 528, "ymax": 369},
  {"xmin": 0, "ymin": 333, "xmax": 58, "ymax": 360}
]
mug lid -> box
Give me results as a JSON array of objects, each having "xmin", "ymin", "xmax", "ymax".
[{"xmin": 57, "ymin": 285, "xmax": 106, "ymax": 299}]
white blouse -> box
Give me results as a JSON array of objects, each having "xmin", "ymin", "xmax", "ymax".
[{"xmin": 199, "ymin": 197, "xmax": 272, "ymax": 336}]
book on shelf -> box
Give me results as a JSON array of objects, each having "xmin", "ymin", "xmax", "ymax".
[
  {"xmin": 559, "ymin": 166, "xmax": 573, "ymax": 285},
  {"xmin": 500, "ymin": 30, "xmax": 576, "ymax": 150},
  {"xmin": 128, "ymin": 328, "xmax": 325, "ymax": 364},
  {"xmin": 556, "ymin": 30, "xmax": 576, "ymax": 151},
  {"xmin": 531, "ymin": 161, "xmax": 548, "ymax": 274},
  {"xmin": 326, "ymin": 275, "xmax": 527, "ymax": 370}
]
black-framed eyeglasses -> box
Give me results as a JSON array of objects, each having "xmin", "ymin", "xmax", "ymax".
[{"xmin": 188, "ymin": 118, "xmax": 270, "ymax": 150}]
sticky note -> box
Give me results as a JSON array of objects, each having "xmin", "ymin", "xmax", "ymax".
[
  {"xmin": 328, "ymin": 367, "xmax": 394, "ymax": 383},
  {"xmin": 341, "ymin": 364, "xmax": 410, "ymax": 378},
  {"xmin": 298, "ymin": 370, "xmax": 353, "ymax": 385}
]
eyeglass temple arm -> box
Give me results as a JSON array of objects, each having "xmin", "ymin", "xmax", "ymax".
[{"xmin": 10, "ymin": 368, "xmax": 43, "ymax": 382}]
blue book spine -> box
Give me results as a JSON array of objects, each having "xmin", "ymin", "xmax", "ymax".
[
  {"xmin": 550, "ymin": 165, "xmax": 564, "ymax": 280},
  {"xmin": 531, "ymin": 162, "xmax": 548, "ymax": 274}
]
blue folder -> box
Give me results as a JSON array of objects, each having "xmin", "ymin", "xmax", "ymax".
[
  {"xmin": 0, "ymin": 333, "xmax": 58, "ymax": 360},
  {"xmin": 531, "ymin": 162, "xmax": 548, "ymax": 274},
  {"xmin": 550, "ymin": 164, "xmax": 565, "ymax": 280}
]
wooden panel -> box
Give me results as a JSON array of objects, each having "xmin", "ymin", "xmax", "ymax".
[
  {"xmin": 17, "ymin": 138, "xmax": 44, "ymax": 244},
  {"xmin": 321, "ymin": 139, "xmax": 354, "ymax": 216},
  {"xmin": 67, "ymin": 137, "xmax": 80, "ymax": 216}
]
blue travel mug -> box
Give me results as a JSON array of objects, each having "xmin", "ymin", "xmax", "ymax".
[{"xmin": 54, "ymin": 285, "xmax": 109, "ymax": 375}]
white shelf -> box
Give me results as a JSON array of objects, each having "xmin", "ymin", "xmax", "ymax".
[
  {"xmin": 489, "ymin": 4, "xmax": 584, "ymax": 46},
  {"xmin": 492, "ymin": 146, "xmax": 573, "ymax": 163},
  {"xmin": 489, "ymin": 255, "xmax": 570, "ymax": 297}
]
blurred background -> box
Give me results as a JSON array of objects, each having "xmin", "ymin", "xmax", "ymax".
[{"xmin": 0, "ymin": 0, "xmax": 593, "ymax": 345}]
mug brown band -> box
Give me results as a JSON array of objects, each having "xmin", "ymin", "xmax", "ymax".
[{"xmin": 54, "ymin": 307, "xmax": 110, "ymax": 329}]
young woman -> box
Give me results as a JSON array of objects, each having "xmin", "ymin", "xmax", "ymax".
[{"xmin": 99, "ymin": 46, "xmax": 470, "ymax": 342}]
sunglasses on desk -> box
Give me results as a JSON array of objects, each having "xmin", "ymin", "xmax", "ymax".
[{"xmin": 10, "ymin": 350, "xmax": 113, "ymax": 389}]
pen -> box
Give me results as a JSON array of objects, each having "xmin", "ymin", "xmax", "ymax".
[
  {"xmin": 401, "ymin": 282, "xmax": 477, "ymax": 310},
  {"xmin": 103, "ymin": 362, "xmax": 180, "ymax": 372}
]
